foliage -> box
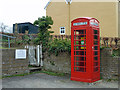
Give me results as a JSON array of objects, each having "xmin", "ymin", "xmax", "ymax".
[
  {"xmin": 40, "ymin": 70, "xmax": 65, "ymax": 76},
  {"xmin": 112, "ymin": 48, "xmax": 120, "ymax": 57},
  {"xmin": 15, "ymin": 35, "xmax": 31, "ymax": 45},
  {"xmin": 47, "ymin": 39, "xmax": 71, "ymax": 56},
  {"xmin": 22, "ymin": 35, "xmax": 31, "ymax": 44},
  {"xmin": 16, "ymin": 40, "xmax": 23, "ymax": 45},
  {"xmin": 33, "ymin": 16, "xmax": 54, "ymax": 52}
]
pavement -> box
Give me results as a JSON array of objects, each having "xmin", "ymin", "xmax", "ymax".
[{"xmin": 2, "ymin": 73, "xmax": 118, "ymax": 88}]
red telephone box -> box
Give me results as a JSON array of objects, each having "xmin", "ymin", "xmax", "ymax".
[{"xmin": 71, "ymin": 17, "xmax": 100, "ymax": 83}]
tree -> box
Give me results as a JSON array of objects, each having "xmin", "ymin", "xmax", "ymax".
[
  {"xmin": 33, "ymin": 16, "xmax": 54, "ymax": 51},
  {"xmin": 0, "ymin": 22, "xmax": 8, "ymax": 33}
]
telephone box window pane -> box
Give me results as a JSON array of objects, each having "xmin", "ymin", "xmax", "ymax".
[
  {"xmin": 94, "ymin": 30, "xmax": 98, "ymax": 34},
  {"xmin": 94, "ymin": 41, "xmax": 98, "ymax": 45},
  {"xmin": 76, "ymin": 57, "xmax": 84, "ymax": 61},
  {"xmin": 94, "ymin": 62, "xmax": 98, "ymax": 66},
  {"xmin": 74, "ymin": 31, "xmax": 76, "ymax": 35},
  {"xmin": 76, "ymin": 67, "xmax": 79, "ymax": 71},
  {"xmin": 76, "ymin": 36, "xmax": 80, "ymax": 40},
  {"xmin": 74, "ymin": 56, "xmax": 75, "ymax": 60},
  {"xmin": 76, "ymin": 51, "xmax": 79, "ymax": 55},
  {"xmin": 74, "ymin": 41, "xmax": 75, "ymax": 45},
  {"xmin": 94, "ymin": 51, "xmax": 98, "ymax": 55},
  {"xmin": 76, "ymin": 62, "xmax": 85, "ymax": 66},
  {"xmin": 76, "ymin": 36, "xmax": 85, "ymax": 40},
  {"xmin": 80, "ymin": 30, "xmax": 84, "ymax": 34},
  {"xmin": 80, "ymin": 35, "xmax": 85, "ymax": 38},
  {"xmin": 80, "ymin": 51, "xmax": 85, "ymax": 55},
  {"xmin": 76, "ymin": 31, "xmax": 79, "ymax": 35},
  {"xmin": 79, "ymin": 68, "xmax": 84, "ymax": 72},
  {"xmin": 80, "ymin": 62, "xmax": 85, "ymax": 66},
  {"xmin": 80, "ymin": 57, "xmax": 84, "ymax": 61},
  {"xmin": 75, "ymin": 51, "xmax": 86, "ymax": 55},
  {"xmin": 94, "ymin": 46, "xmax": 98, "ymax": 50},
  {"xmin": 74, "ymin": 46, "xmax": 75, "ymax": 50},
  {"xmin": 76, "ymin": 57, "xmax": 80, "ymax": 61},
  {"xmin": 76, "ymin": 46, "xmax": 81, "ymax": 50},
  {"xmin": 76, "ymin": 30, "xmax": 84, "ymax": 34},
  {"xmin": 74, "ymin": 67, "xmax": 75, "ymax": 71},
  {"xmin": 76, "ymin": 67, "xmax": 84, "ymax": 72},
  {"xmin": 76, "ymin": 51, "xmax": 85, "ymax": 55},
  {"xmin": 94, "ymin": 57, "xmax": 98, "ymax": 60},
  {"xmin": 81, "ymin": 46, "xmax": 86, "ymax": 50},
  {"xmin": 74, "ymin": 51, "xmax": 75, "ymax": 54},
  {"xmin": 94, "ymin": 67, "xmax": 98, "ymax": 72},
  {"xmin": 76, "ymin": 41, "xmax": 80, "ymax": 45},
  {"xmin": 74, "ymin": 36, "xmax": 76, "ymax": 40},
  {"xmin": 94, "ymin": 35, "xmax": 98, "ymax": 39},
  {"xmin": 76, "ymin": 62, "xmax": 79, "ymax": 66}
]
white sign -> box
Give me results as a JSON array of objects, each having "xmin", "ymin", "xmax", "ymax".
[{"xmin": 15, "ymin": 49, "xmax": 26, "ymax": 59}]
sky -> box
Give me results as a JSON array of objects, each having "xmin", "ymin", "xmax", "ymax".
[
  {"xmin": 0, "ymin": 0, "xmax": 118, "ymax": 33},
  {"xmin": 0, "ymin": 0, "xmax": 49, "ymax": 32}
]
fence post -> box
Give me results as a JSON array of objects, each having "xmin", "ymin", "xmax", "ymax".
[
  {"xmin": 40, "ymin": 44, "xmax": 43, "ymax": 66},
  {"xmin": 37, "ymin": 45, "xmax": 40, "ymax": 66}
]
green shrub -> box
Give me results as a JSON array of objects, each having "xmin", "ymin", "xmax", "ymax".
[
  {"xmin": 112, "ymin": 48, "xmax": 120, "ymax": 56},
  {"xmin": 47, "ymin": 39, "xmax": 71, "ymax": 56}
]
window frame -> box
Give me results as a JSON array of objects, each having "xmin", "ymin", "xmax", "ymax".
[{"xmin": 60, "ymin": 27, "xmax": 65, "ymax": 35}]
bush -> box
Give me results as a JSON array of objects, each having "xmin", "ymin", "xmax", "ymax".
[
  {"xmin": 33, "ymin": 16, "xmax": 54, "ymax": 52},
  {"xmin": 112, "ymin": 48, "xmax": 120, "ymax": 57},
  {"xmin": 47, "ymin": 39, "xmax": 71, "ymax": 56}
]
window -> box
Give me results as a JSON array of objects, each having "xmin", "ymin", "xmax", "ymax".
[{"xmin": 60, "ymin": 27, "xmax": 65, "ymax": 35}]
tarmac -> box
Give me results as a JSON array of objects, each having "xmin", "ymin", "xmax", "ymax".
[{"xmin": 2, "ymin": 73, "xmax": 118, "ymax": 88}]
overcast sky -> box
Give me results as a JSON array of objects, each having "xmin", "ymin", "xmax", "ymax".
[
  {"xmin": 0, "ymin": 0, "xmax": 49, "ymax": 28},
  {"xmin": 0, "ymin": 0, "xmax": 118, "ymax": 33}
]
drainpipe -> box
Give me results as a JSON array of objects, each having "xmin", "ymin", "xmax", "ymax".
[{"xmin": 67, "ymin": 1, "xmax": 71, "ymax": 35}]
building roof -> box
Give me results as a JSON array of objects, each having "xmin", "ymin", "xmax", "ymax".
[
  {"xmin": 71, "ymin": 17, "xmax": 100, "ymax": 23},
  {"xmin": 44, "ymin": 0, "xmax": 118, "ymax": 9},
  {"xmin": 44, "ymin": 0, "xmax": 52, "ymax": 9},
  {"xmin": 44, "ymin": 0, "xmax": 72, "ymax": 9},
  {"xmin": 14, "ymin": 22, "xmax": 33, "ymax": 25}
]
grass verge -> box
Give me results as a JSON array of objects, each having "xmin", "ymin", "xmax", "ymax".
[{"xmin": 1, "ymin": 70, "xmax": 67, "ymax": 79}]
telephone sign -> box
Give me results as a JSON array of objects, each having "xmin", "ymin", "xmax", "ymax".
[
  {"xmin": 73, "ymin": 22, "xmax": 87, "ymax": 26},
  {"xmin": 90, "ymin": 19, "xmax": 99, "ymax": 26},
  {"xmin": 71, "ymin": 17, "xmax": 100, "ymax": 83}
]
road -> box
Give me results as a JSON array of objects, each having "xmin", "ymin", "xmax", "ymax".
[{"xmin": 2, "ymin": 73, "xmax": 118, "ymax": 88}]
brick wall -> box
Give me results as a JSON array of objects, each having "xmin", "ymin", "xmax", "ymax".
[
  {"xmin": 44, "ymin": 48, "xmax": 119, "ymax": 79},
  {"xmin": 44, "ymin": 52, "xmax": 71, "ymax": 74},
  {"xmin": 2, "ymin": 49, "xmax": 29, "ymax": 76},
  {"xmin": 100, "ymin": 48, "xmax": 119, "ymax": 79}
]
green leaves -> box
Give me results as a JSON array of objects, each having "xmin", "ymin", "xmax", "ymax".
[
  {"xmin": 33, "ymin": 16, "xmax": 54, "ymax": 52},
  {"xmin": 48, "ymin": 39, "xmax": 71, "ymax": 56}
]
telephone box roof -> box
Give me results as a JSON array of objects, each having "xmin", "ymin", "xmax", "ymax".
[{"xmin": 71, "ymin": 17, "xmax": 99, "ymax": 23}]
